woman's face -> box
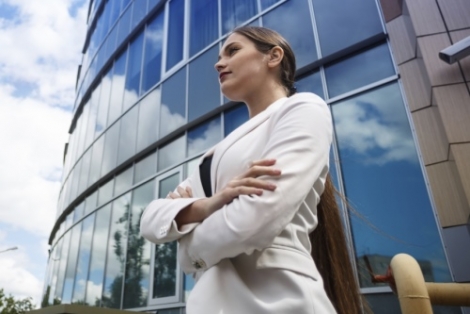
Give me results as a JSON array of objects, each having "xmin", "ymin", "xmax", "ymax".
[{"xmin": 214, "ymin": 33, "xmax": 270, "ymax": 101}]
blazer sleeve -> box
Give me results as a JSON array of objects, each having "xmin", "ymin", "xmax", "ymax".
[
  {"xmin": 139, "ymin": 169, "xmax": 204, "ymax": 244},
  {"xmin": 178, "ymin": 93, "xmax": 333, "ymax": 273}
]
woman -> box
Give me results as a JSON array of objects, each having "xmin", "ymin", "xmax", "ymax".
[{"xmin": 140, "ymin": 26, "xmax": 362, "ymax": 314}]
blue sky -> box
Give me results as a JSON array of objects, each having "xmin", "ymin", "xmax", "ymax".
[{"xmin": 0, "ymin": 0, "xmax": 87, "ymax": 306}]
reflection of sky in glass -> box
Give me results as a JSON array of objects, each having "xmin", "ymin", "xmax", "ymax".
[
  {"xmin": 62, "ymin": 223, "xmax": 81, "ymax": 303},
  {"xmin": 114, "ymin": 166, "xmax": 133, "ymax": 197},
  {"xmin": 224, "ymin": 104, "xmax": 248, "ymax": 136},
  {"xmin": 123, "ymin": 32, "xmax": 144, "ymax": 112},
  {"xmin": 49, "ymin": 239, "xmax": 62, "ymax": 303},
  {"xmin": 263, "ymin": 0, "xmax": 317, "ymax": 67},
  {"xmin": 221, "ymin": 0, "xmax": 257, "ymax": 34},
  {"xmin": 72, "ymin": 214, "xmax": 94, "ymax": 303},
  {"xmin": 141, "ymin": 12, "xmax": 163, "ymax": 95},
  {"xmin": 260, "ymin": 0, "xmax": 282, "ymax": 10},
  {"xmin": 160, "ymin": 68, "xmax": 186, "ymax": 138},
  {"xmin": 187, "ymin": 117, "xmax": 221, "ymax": 157},
  {"xmin": 325, "ymin": 43, "xmax": 395, "ymax": 99},
  {"xmin": 86, "ymin": 204, "xmax": 111, "ymax": 306},
  {"xmin": 188, "ymin": 45, "xmax": 220, "ymax": 121},
  {"xmin": 131, "ymin": 0, "xmax": 147, "ymax": 30},
  {"xmin": 107, "ymin": 50, "xmax": 127, "ymax": 125},
  {"xmin": 296, "ymin": 71, "xmax": 324, "ymax": 99},
  {"xmin": 134, "ymin": 151, "xmax": 157, "ymax": 184},
  {"xmin": 167, "ymin": 0, "xmax": 184, "ymax": 70},
  {"xmin": 117, "ymin": 4, "xmax": 131, "ymax": 48},
  {"xmin": 55, "ymin": 231, "xmax": 71, "ymax": 300},
  {"xmin": 332, "ymin": 83, "xmax": 451, "ymax": 287},
  {"xmin": 312, "ymin": 0, "xmax": 383, "ymax": 56},
  {"xmin": 98, "ymin": 178, "xmax": 114, "ymax": 207},
  {"xmin": 117, "ymin": 105, "xmax": 138, "ymax": 165},
  {"xmin": 96, "ymin": 72, "xmax": 111, "ymax": 138},
  {"xmin": 190, "ymin": 0, "xmax": 218, "ymax": 56},
  {"xmin": 158, "ymin": 136, "xmax": 185, "ymax": 171},
  {"xmin": 84, "ymin": 190, "xmax": 97, "ymax": 215},
  {"xmin": 137, "ymin": 88, "xmax": 160, "ymax": 152},
  {"xmin": 78, "ymin": 148, "xmax": 92, "ymax": 194},
  {"xmin": 100, "ymin": 121, "xmax": 120, "ymax": 177},
  {"xmin": 88, "ymin": 135, "xmax": 105, "ymax": 186}
]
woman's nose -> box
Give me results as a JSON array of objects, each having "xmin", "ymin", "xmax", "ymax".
[{"xmin": 214, "ymin": 59, "xmax": 225, "ymax": 72}]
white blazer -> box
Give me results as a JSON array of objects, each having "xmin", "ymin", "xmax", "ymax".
[{"xmin": 141, "ymin": 93, "xmax": 337, "ymax": 314}]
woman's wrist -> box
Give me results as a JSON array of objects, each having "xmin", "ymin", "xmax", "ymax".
[{"xmin": 175, "ymin": 199, "xmax": 209, "ymax": 227}]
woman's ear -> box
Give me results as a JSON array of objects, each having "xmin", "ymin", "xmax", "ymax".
[{"xmin": 267, "ymin": 46, "xmax": 284, "ymax": 68}]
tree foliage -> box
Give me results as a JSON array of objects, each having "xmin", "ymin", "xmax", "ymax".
[{"xmin": 0, "ymin": 289, "xmax": 35, "ymax": 314}]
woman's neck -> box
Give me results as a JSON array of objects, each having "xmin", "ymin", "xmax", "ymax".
[{"xmin": 245, "ymin": 84, "xmax": 288, "ymax": 119}]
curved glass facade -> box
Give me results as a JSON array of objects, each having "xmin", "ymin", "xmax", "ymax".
[{"xmin": 42, "ymin": 0, "xmax": 457, "ymax": 312}]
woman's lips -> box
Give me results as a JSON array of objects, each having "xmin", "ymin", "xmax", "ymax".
[{"xmin": 219, "ymin": 72, "xmax": 230, "ymax": 81}]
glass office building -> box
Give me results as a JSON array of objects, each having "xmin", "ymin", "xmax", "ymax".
[{"xmin": 42, "ymin": 0, "xmax": 470, "ymax": 313}]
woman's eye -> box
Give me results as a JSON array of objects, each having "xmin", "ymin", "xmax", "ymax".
[{"xmin": 229, "ymin": 47, "xmax": 239, "ymax": 55}]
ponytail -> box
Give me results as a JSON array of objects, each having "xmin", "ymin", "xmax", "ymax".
[{"xmin": 310, "ymin": 174, "xmax": 366, "ymax": 314}]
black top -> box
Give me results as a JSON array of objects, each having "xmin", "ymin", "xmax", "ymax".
[{"xmin": 199, "ymin": 155, "xmax": 213, "ymax": 197}]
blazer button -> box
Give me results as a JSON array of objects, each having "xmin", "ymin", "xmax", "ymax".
[{"xmin": 192, "ymin": 259, "xmax": 206, "ymax": 270}]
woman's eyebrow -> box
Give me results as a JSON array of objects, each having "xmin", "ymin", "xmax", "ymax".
[{"xmin": 218, "ymin": 42, "xmax": 239, "ymax": 61}]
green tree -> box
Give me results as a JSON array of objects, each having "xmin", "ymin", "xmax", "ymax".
[{"xmin": 0, "ymin": 288, "xmax": 35, "ymax": 314}]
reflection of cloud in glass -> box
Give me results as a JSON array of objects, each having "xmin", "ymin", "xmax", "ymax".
[
  {"xmin": 187, "ymin": 119, "xmax": 221, "ymax": 156},
  {"xmin": 85, "ymin": 280, "xmax": 102, "ymax": 306},
  {"xmin": 333, "ymin": 84, "xmax": 416, "ymax": 165},
  {"xmin": 159, "ymin": 104, "xmax": 186, "ymax": 137},
  {"xmin": 96, "ymin": 75, "xmax": 112, "ymax": 134},
  {"xmin": 145, "ymin": 25, "xmax": 163, "ymax": 51},
  {"xmin": 222, "ymin": 1, "xmax": 256, "ymax": 33}
]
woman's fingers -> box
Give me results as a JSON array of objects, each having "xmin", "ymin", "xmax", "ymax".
[
  {"xmin": 249, "ymin": 159, "xmax": 276, "ymax": 167},
  {"xmin": 167, "ymin": 191, "xmax": 180, "ymax": 199},
  {"xmin": 228, "ymin": 178, "xmax": 277, "ymax": 191}
]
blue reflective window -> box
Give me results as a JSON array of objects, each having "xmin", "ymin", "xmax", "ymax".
[
  {"xmin": 121, "ymin": 0, "xmax": 131, "ymax": 12},
  {"xmin": 132, "ymin": 0, "xmax": 148, "ymax": 29},
  {"xmin": 123, "ymin": 180, "xmax": 155, "ymax": 308},
  {"xmin": 331, "ymin": 83, "xmax": 452, "ymax": 287},
  {"xmin": 88, "ymin": 135, "xmax": 105, "ymax": 186},
  {"xmin": 117, "ymin": 105, "xmax": 138, "ymax": 165},
  {"xmin": 188, "ymin": 45, "xmax": 220, "ymax": 121},
  {"xmin": 160, "ymin": 68, "xmax": 186, "ymax": 137},
  {"xmin": 72, "ymin": 214, "xmax": 94, "ymax": 304},
  {"xmin": 166, "ymin": 0, "xmax": 185, "ymax": 70},
  {"xmin": 141, "ymin": 12, "xmax": 164, "ymax": 95},
  {"xmin": 221, "ymin": 0, "xmax": 257, "ymax": 34},
  {"xmin": 190, "ymin": 0, "xmax": 218, "ymax": 57},
  {"xmin": 86, "ymin": 204, "xmax": 111, "ymax": 306},
  {"xmin": 123, "ymin": 32, "xmax": 144, "ymax": 111},
  {"xmin": 325, "ymin": 43, "xmax": 395, "ymax": 98},
  {"xmin": 224, "ymin": 104, "xmax": 248, "ymax": 136},
  {"xmin": 109, "ymin": 0, "xmax": 121, "ymax": 29},
  {"xmin": 102, "ymin": 193, "xmax": 131, "ymax": 308},
  {"xmin": 263, "ymin": 0, "xmax": 317, "ymax": 67},
  {"xmin": 84, "ymin": 87, "xmax": 100, "ymax": 149},
  {"xmin": 100, "ymin": 121, "xmax": 120, "ymax": 176},
  {"xmin": 99, "ymin": 2, "xmax": 111, "ymax": 43},
  {"xmin": 117, "ymin": 4, "xmax": 132, "ymax": 47},
  {"xmin": 61, "ymin": 223, "xmax": 81, "ymax": 304},
  {"xmin": 260, "ymin": 0, "xmax": 282, "ymax": 10},
  {"xmin": 187, "ymin": 117, "xmax": 221, "ymax": 157},
  {"xmin": 105, "ymin": 25, "xmax": 118, "ymax": 62},
  {"xmin": 96, "ymin": 70, "xmax": 112, "ymax": 138},
  {"xmin": 108, "ymin": 50, "xmax": 127, "ymax": 125},
  {"xmin": 137, "ymin": 88, "xmax": 160, "ymax": 152},
  {"xmin": 312, "ymin": 0, "xmax": 383, "ymax": 56},
  {"xmin": 296, "ymin": 71, "xmax": 324, "ymax": 99},
  {"xmin": 158, "ymin": 136, "xmax": 185, "ymax": 171}
]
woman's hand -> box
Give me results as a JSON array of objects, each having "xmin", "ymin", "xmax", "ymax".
[{"xmin": 174, "ymin": 159, "xmax": 281, "ymax": 226}]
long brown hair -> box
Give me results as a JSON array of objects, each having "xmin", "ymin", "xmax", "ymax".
[{"xmin": 233, "ymin": 26, "xmax": 364, "ymax": 314}]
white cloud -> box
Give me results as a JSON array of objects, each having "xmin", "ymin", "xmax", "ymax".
[{"xmin": 0, "ymin": 0, "xmax": 88, "ymax": 306}]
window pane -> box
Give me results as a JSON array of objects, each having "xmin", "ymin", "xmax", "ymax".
[
  {"xmin": 123, "ymin": 32, "xmax": 144, "ymax": 111},
  {"xmin": 49, "ymin": 238, "xmax": 63, "ymax": 304},
  {"xmin": 77, "ymin": 104, "xmax": 90, "ymax": 158},
  {"xmin": 55, "ymin": 230, "xmax": 71, "ymax": 301},
  {"xmin": 131, "ymin": 0, "xmax": 148, "ymax": 30},
  {"xmin": 158, "ymin": 136, "xmax": 185, "ymax": 171},
  {"xmin": 137, "ymin": 88, "xmax": 160, "ymax": 152},
  {"xmin": 153, "ymin": 174, "xmax": 179, "ymax": 298},
  {"xmin": 263, "ymin": 0, "xmax": 317, "ymax": 67},
  {"xmin": 188, "ymin": 45, "xmax": 220, "ymax": 121},
  {"xmin": 142, "ymin": 12, "xmax": 164, "ymax": 95},
  {"xmin": 331, "ymin": 83, "xmax": 452, "ymax": 288},
  {"xmin": 114, "ymin": 166, "xmax": 133, "ymax": 197},
  {"xmin": 260, "ymin": 0, "xmax": 282, "ymax": 10},
  {"xmin": 101, "ymin": 121, "xmax": 120, "ymax": 177},
  {"xmin": 73, "ymin": 201, "xmax": 85, "ymax": 224},
  {"xmin": 62, "ymin": 223, "xmax": 82, "ymax": 304},
  {"xmin": 160, "ymin": 68, "xmax": 186, "ymax": 137},
  {"xmin": 190, "ymin": 0, "xmax": 218, "ymax": 56},
  {"xmin": 84, "ymin": 190, "xmax": 98, "ymax": 215},
  {"xmin": 117, "ymin": 4, "xmax": 132, "ymax": 47},
  {"xmin": 123, "ymin": 180, "xmax": 155, "ymax": 308},
  {"xmin": 296, "ymin": 71, "xmax": 324, "ymax": 99},
  {"xmin": 187, "ymin": 117, "xmax": 221, "ymax": 157},
  {"xmin": 117, "ymin": 105, "xmax": 138, "ymax": 165},
  {"xmin": 85, "ymin": 87, "xmax": 99, "ymax": 149},
  {"xmin": 107, "ymin": 50, "xmax": 127, "ymax": 125},
  {"xmin": 86, "ymin": 204, "xmax": 111, "ymax": 306},
  {"xmin": 98, "ymin": 179, "xmax": 114, "ymax": 207},
  {"xmin": 108, "ymin": 0, "xmax": 121, "ymax": 30},
  {"xmin": 325, "ymin": 43, "xmax": 395, "ymax": 98},
  {"xmin": 134, "ymin": 151, "xmax": 157, "ymax": 184},
  {"xmin": 72, "ymin": 214, "xmax": 94, "ymax": 304},
  {"xmin": 166, "ymin": 0, "xmax": 185, "ymax": 70},
  {"xmin": 312, "ymin": 0, "xmax": 383, "ymax": 56},
  {"xmin": 96, "ymin": 69, "xmax": 112, "ymax": 138},
  {"xmin": 78, "ymin": 148, "xmax": 92, "ymax": 194},
  {"xmin": 221, "ymin": 0, "xmax": 257, "ymax": 34},
  {"xmin": 224, "ymin": 104, "xmax": 248, "ymax": 136},
  {"xmin": 102, "ymin": 193, "xmax": 131, "ymax": 309},
  {"xmin": 88, "ymin": 135, "xmax": 105, "ymax": 186}
]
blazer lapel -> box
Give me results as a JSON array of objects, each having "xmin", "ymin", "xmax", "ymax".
[{"xmin": 210, "ymin": 97, "xmax": 287, "ymax": 193}]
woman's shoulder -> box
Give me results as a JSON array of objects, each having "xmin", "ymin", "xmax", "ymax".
[
  {"xmin": 276, "ymin": 92, "xmax": 329, "ymax": 117},
  {"xmin": 287, "ymin": 92, "xmax": 327, "ymax": 106}
]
